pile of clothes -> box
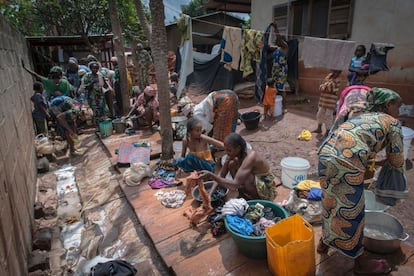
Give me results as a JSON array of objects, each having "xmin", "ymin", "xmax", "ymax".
[{"xmin": 219, "ymin": 198, "xmax": 283, "ymax": 237}]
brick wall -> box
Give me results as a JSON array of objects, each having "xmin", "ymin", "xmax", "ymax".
[{"xmin": 0, "ymin": 15, "xmax": 38, "ymax": 275}]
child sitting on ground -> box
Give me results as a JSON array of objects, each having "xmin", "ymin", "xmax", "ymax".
[
  {"xmin": 177, "ymin": 117, "xmax": 224, "ymax": 173},
  {"xmin": 312, "ymin": 70, "xmax": 341, "ymax": 136},
  {"xmin": 263, "ymin": 78, "xmax": 277, "ymax": 119}
]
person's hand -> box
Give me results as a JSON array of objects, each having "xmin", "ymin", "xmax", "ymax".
[{"xmin": 197, "ymin": 170, "xmax": 213, "ymax": 181}]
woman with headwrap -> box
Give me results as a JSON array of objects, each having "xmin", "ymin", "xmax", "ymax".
[
  {"xmin": 330, "ymin": 85, "xmax": 371, "ymax": 133},
  {"xmin": 126, "ymin": 86, "xmax": 159, "ymax": 127},
  {"xmin": 317, "ymin": 88, "xmax": 406, "ymax": 274},
  {"xmin": 22, "ymin": 62, "xmax": 72, "ymax": 101},
  {"xmin": 79, "ymin": 61, "xmax": 109, "ymax": 124}
]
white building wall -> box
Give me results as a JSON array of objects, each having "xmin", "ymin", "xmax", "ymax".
[
  {"xmin": 350, "ymin": 0, "xmax": 414, "ymax": 84},
  {"xmin": 250, "ymin": 0, "xmax": 414, "ymax": 101},
  {"xmin": 251, "ymin": 0, "xmax": 286, "ymax": 31}
]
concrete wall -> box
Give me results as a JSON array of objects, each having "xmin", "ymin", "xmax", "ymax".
[
  {"xmin": 251, "ymin": 0, "xmax": 285, "ymax": 32},
  {"xmin": 250, "ymin": 0, "xmax": 414, "ymax": 104},
  {"xmin": 0, "ymin": 15, "xmax": 37, "ymax": 275}
]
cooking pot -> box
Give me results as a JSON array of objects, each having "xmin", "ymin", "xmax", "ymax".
[{"xmin": 363, "ymin": 211, "xmax": 409, "ymax": 254}]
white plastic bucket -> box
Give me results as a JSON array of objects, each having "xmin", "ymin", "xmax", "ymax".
[
  {"xmin": 280, "ymin": 157, "xmax": 310, "ymax": 189},
  {"xmin": 273, "ymin": 95, "xmax": 283, "ymax": 117},
  {"xmin": 402, "ymin": 126, "xmax": 414, "ymax": 160}
]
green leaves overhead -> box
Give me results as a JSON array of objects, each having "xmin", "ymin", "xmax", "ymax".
[{"xmin": 0, "ymin": 0, "xmax": 147, "ymax": 41}]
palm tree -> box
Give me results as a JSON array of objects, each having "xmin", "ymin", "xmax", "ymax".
[
  {"xmin": 133, "ymin": 0, "xmax": 151, "ymax": 42},
  {"xmin": 149, "ymin": 0, "xmax": 174, "ymax": 160}
]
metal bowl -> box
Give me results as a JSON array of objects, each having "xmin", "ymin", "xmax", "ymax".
[
  {"xmin": 363, "ymin": 211, "xmax": 409, "ymax": 254},
  {"xmin": 192, "ymin": 181, "xmax": 228, "ymax": 202}
]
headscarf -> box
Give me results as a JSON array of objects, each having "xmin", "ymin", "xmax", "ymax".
[
  {"xmin": 49, "ymin": 66, "xmax": 63, "ymax": 78},
  {"xmin": 68, "ymin": 57, "xmax": 78, "ymax": 65},
  {"xmin": 88, "ymin": 61, "xmax": 100, "ymax": 70},
  {"xmin": 78, "ymin": 69, "xmax": 87, "ymax": 77},
  {"xmin": 87, "ymin": 54, "xmax": 98, "ymax": 63},
  {"xmin": 365, "ymin": 87, "xmax": 401, "ymax": 111},
  {"xmin": 143, "ymin": 86, "xmax": 156, "ymax": 97}
]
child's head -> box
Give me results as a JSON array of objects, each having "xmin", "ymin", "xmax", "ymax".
[
  {"xmin": 186, "ymin": 117, "xmax": 203, "ymax": 138},
  {"xmin": 354, "ymin": 45, "xmax": 366, "ymax": 58},
  {"xmin": 170, "ymin": 72, "xmax": 179, "ymax": 82},
  {"xmin": 267, "ymin": 78, "xmax": 275, "ymax": 86},
  {"xmin": 33, "ymin": 82, "xmax": 43, "ymax": 93}
]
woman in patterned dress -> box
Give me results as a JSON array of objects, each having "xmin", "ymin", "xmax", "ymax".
[
  {"xmin": 317, "ymin": 88, "xmax": 406, "ymax": 274},
  {"xmin": 80, "ymin": 61, "xmax": 108, "ymax": 125}
]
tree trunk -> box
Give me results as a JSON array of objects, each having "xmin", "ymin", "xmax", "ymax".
[
  {"xmin": 108, "ymin": 0, "xmax": 130, "ymax": 115},
  {"xmin": 149, "ymin": 0, "xmax": 174, "ymax": 160},
  {"xmin": 133, "ymin": 0, "xmax": 151, "ymax": 43}
]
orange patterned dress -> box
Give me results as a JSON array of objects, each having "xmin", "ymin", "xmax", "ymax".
[{"xmin": 318, "ymin": 112, "xmax": 405, "ymax": 258}]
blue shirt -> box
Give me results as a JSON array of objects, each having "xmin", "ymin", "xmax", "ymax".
[{"xmin": 31, "ymin": 92, "xmax": 48, "ymax": 119}]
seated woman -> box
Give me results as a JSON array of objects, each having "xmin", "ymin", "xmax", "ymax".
[
  {"xmin": 126, "ymin": 86, "xmax": 159, "ymax": 127},
  {"xmin": 177, "ymin": 117, "xmax": 224, "ymax": 173},
  {"xmin": 198, "ymin": 133, "xmax": 277, "ymax": 201}
]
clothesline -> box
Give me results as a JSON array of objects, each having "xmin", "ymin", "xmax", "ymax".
[{"xmin": 171, "ymin": 11, "xmax": 403, "ymax": 47}]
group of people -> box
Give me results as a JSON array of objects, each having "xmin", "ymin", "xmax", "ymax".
[
  {"xmin": 25, "ymin": 44, "xmax": 164, "ymax": 154},
  {"xmin": 176, "ymin": 39, "xmax": 406, "ymax": 275},
  {"xmin": 309, "ymin": 47, "xmax": 406, "ymax": 274},
  {"xmin": 25, "ymin": 23, "xmax": 407, "ymax": 274}
]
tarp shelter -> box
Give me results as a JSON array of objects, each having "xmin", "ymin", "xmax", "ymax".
[
  {"xmin": 167, "ymin": 12, "xmax": 245, "ymax": 93},
  {"xmin": 26, "ymin": 34, "xmax": 114, "ymax": 76}
]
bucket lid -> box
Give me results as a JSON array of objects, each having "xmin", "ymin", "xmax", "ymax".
[
  {"xmin": 402, "ymin": 126, "xmax": 414, "ymax": 139},
  {"xmin": 280, "ymin": 157, "xmax": 310, "ymax": 169}
]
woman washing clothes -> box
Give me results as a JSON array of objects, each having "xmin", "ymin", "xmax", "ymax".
[
  {"xmin": 317, "ymin": 88, "xmax": 407, "ymax": 275},
  {"xmin": 198, "ymin": 133, "xmax": 277, "ymax": 201},
  {"xmin": 177, "ymin": 117, "xmax": 224, "ymax": 173}
]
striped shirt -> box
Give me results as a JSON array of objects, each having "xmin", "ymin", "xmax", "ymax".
[{"xmin": 319, "ymin": 73, "xmax": 340, "ymax": 110}]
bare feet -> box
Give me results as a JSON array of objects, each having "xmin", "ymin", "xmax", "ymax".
[
  {"xmin": 354, "ymin": 257, "xmax": 392, "ymax": 275},
  {"xmin": 312, "ymin": 128, "xmax": 322, "ymax": 133},
  {"xmin": 317, "ymin": 238, "xmax": 329, "ymax": 254}
]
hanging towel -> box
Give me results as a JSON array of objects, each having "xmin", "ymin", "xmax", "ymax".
[
  {"xmin": 177, "ymin": 15, "xmax": 194, "ymax": 98},
  {"xmin": 240, "ymin": 29, "xmax": 263, "ymax": 78},
  {"xmin": 221, "ymin": 26, "xmax": 242, "ymax": 71},
  {"xmin": 302, "ymin": 36, "xmax": 356, "ymax": 70}
]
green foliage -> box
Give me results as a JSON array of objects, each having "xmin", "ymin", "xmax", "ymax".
[
  {"xmin": 182, "ymin": 0, "xmax": 208, "ymax": 17},
  {"xmin": 242, "ymin": 17, "xmax": 251, "ymax": 29},
  {"xmin": 0, "ymin": 0, "xmax": 44, "ymax": 35},
  {"xmin": 0, "ymin": 0, "xmax": 147, "ymax": 42}
]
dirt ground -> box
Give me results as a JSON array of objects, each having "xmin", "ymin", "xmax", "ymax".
[{"xmin": 186, "ymin": 87, "xmax": 414, "ymax": 247}]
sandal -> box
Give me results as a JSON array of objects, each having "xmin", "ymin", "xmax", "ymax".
[
  {"xmin": 316, "ymin": 238, "xmax": 329, "ymax": 254},
  {"xmin": 354, "ymin": 259, "xmax": 392, "ymax": 275}
]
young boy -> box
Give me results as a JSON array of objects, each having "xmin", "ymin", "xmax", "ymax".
[
  {"xmin": 31, "ymin": 82, "xmax": 50, "ymax": 135},
  {"xmin": 312, "ymin": 70, "xmax": 341, "ymax": 136},
  {"xmin": 263, "ymin": 78, "xmax": 277, "ymax": 119}
]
